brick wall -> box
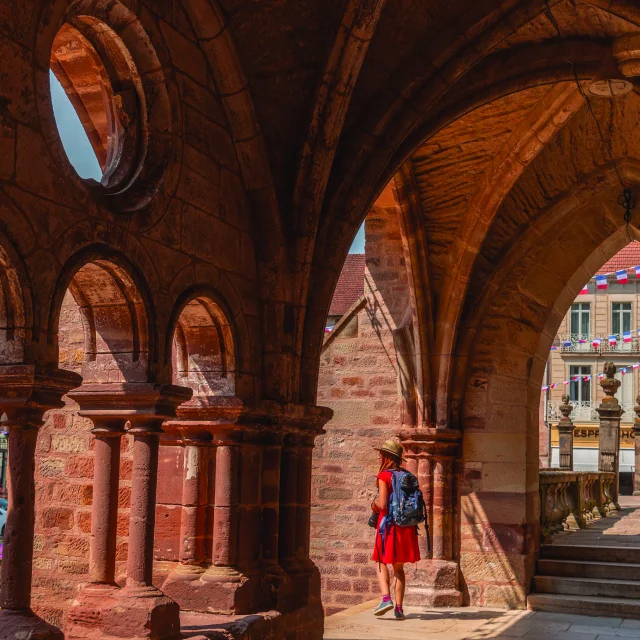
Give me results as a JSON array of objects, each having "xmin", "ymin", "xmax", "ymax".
[{"xmin": 312, "ymin": 204, "xmax": 411, "ymax": 615}]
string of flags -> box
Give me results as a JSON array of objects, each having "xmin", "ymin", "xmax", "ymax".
[
  {"xmin": 581, "ymin": 265, "xmax": 640, "ymax": 293},
  {"xmin": 542, "ymin": 363, "xmax": 640, "ymax": 390}
]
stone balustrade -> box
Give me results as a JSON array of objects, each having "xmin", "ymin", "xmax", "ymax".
[{"xmin": 539, "ymin": 470, "xmax": 616, "ymax": 542}]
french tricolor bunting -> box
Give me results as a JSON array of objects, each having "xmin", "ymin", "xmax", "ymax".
[
  {"xmin": 616, "ymin": 269, "xmax": 629, "ymax": 284},
  {"xmin": 608, "ymin": 334, "xmax": 617, "ymax": 345},
  {"xmin": 596, "ymin": 274, "xmax": 608, "ymax": 290},
  {"xmin": 624, "ymin": 331, "xmax": 632, "ymax": 343}
]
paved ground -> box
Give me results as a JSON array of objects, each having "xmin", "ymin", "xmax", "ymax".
[
  {"xmin": 323, "ymin": 602, "xmax": 640, "ymax": 639},
  {"xmin": 548, "ymin": 495, "xmax": 640, "ymax": 548},
  {"xmin": 324, "ymin": 496, "xmax": 640, "ymax": 639}
]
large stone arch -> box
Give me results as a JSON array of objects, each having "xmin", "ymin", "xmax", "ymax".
[{"xmin": 456, "ymin": 176, "xmax": 640, "ymax": 606}]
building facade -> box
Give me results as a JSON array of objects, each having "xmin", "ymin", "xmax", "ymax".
[{"xmin": 544, "ymin": 242, "xmax": 640, "ymax": 486}]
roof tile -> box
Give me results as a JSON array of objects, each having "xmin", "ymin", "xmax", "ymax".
[{"xmin": 329, "ymin": 254, "xmax": 365, "ymax": 316}]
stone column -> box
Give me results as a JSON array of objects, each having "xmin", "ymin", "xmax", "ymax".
[
  {"xmin": 88, "ymin": 419, "xmax": 126, "ymax": 585},
  {"xmin": 65, "ymin": 383, "xmax": 192, "ymax": 640},
  {"xmin": 633, "ymin": 395, "xmax": 640, "ymax": 496},
  {"xmin": 557, "ymin": 394, "xmax": 575, "ymax": 470},
  {"xmin": 278, "ymin": 437, "xmax": 300, "ymax": 574},
  {"xmin": 178, "ymin": 439, "xmax": 209, "ymax": 569},
  {"xmin": 0, "ymin": 365, "xmax": 81, "ymax": 640},
  {"xmin": 295, "ymin": 437, "xmax": 314, "ymax": 569},
  {"xmin": 399, "ymin": 428, "xmax": 462, "ymax": 607},
  {"xmin": 597, "ymin": 362, "xmax": 623, "ymax": 509},
  {"xmin": 124, "ymin": 422, "xmax": 162, "ymax": 589},
  {"xmin": 211, "ymin": 442, "xmax": 240, "ymax": 572},
  {"xmin": 261, "ymin": 436, "xmax": 283, "ymax": 576}
]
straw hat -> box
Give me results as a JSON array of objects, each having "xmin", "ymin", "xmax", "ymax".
[{"xmin": 374, "ymin": 439, "xmax": 405, "ymax": 461}]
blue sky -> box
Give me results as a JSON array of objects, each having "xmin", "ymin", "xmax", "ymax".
[
  {"xmin": 49, "ymin": 69, "xmax": 366, "ymax": 252},
  {"xmin": 349, "ymin": 224, "xmax": 364, "ymax": 253},
  {"xmin": 49, "ymin": 70, "xmax": 102, "ymax": 181}
]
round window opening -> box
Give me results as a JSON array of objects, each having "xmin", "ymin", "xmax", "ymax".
[{"xmin": 49, "ymin": 19, "xmax": 144, "ymax": 191}]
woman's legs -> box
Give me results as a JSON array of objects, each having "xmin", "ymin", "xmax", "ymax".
[
  {"xmin": 376, "ymin": 563, "xmax": 391, "ymax": 597},
  {"xmin": 392, "ymin": 563, "xmax": 406, "ymax": 606}
]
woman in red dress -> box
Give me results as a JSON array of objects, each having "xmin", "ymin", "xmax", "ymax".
[{"xmin": 370, "ymin": 439, "xmax": 420, "ymax": 620}]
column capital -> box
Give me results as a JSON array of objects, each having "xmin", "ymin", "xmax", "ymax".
[
  {"xmin": 399, "ymin": 427, "xmax": 460, "ymax": 458},
  {"xmin": 166, "ymin": 396, "xmax": 331, "ymax": 442},
  {"xmin": 67, "ymin": 382, "xmax": 193, "ymax": 433},
  {"xmin": 0, "ymin": 365, "xmax": 81, "ymax": 427}
]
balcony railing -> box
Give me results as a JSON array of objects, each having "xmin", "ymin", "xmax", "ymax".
[
  {"xmin": 539, "ymin": 470, "xmax": 615, "ymax": 541},
  {"xmin": 547, "ymin": 400, "xmax": 634, "ymax": 423},
  {"xmin": 559, "ymin": 334, "xmax": 640, "ymax": 353}
]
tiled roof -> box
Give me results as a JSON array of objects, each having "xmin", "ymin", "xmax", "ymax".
[
  {"xmin": 597, "ymin": 242, "xmax": 640, "ymax": 275},
  {"xmin": 329, "ymin": 254, "xmax": 365, "ymax": 316}
]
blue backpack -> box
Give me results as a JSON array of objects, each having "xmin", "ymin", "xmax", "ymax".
[
  {"xmin": 388, "ymin": 469, "xmax": 426, "ymax": 527},
  {"xmin": 378, "ymin": 469, "xmax": 430, "ymax": 557}
]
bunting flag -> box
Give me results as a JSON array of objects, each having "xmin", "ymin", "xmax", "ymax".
[
  {"xmin": 617, "ymin": 269, "xmax": 629, "ymax": 285},
  {"xmin": 571, "ymin": 375, "xmax": 580, "ymax": 381},
  {"xmin": 550, "ymin": 345, "xmax": 558, "ymax": 351},
  {"xmin": 596, "ymin": 275, "xmax": 608, "ymax": 290},
  {"xmin": 599, "ymin": 374, "xmax": 604, "ymax": 380},
  {"xmin": 562, "ymin": 340, "xmax": 572, "ymax": 347},
  {"xmin": 578, "ymin": 338, "xmax": 587, "ymax": 344},
  {"xmin": 634, "ymin": 364, "xmax": 640, "ymax": 370},
  {"xmin": 624, "ymin": 331, "xmax": 632, "ymax": 343},
  {"xmin": 542, "ymin": 385, "xmax": 549, "ymax": 391},
  {"xmin": 636, "ymin": 265, "xmax": 640, "ymax": 277},
  {"xmin": 584, "ymin": 375, "xmax": 591, "ymax": 381},
  {"xmin": 592, "ymin": 337, "xmax": 602, "ymax": 348},
  {"xmin": 580, "ymin": 283, "xmax": 589, "ymax": 295},
  {"xmin": 325, "ymin": 327, "xmax": 332, "ymax": 333},
  {"xmin": 609, "ymin": 335, "xmax": 618, "ymax": 345},
  {"xmin": 563, "ymin": 380, "xmax": 570, "ymax": 385},
  {"xmin": 622, "ymin": 367, "xmax": 627, "ymax": 375},
  {"xmin": 551, "ymin": 383, "xmax": 558, "ymax": 389}
]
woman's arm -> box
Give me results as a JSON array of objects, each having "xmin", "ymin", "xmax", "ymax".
[{"xmin": 372, "ymin": 478, "xmax": 388, "ymax": 511}]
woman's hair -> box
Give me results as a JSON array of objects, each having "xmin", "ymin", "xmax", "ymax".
[{"xmin": 378, "ymin": 449, "xmax": 401, "ymax": 476}]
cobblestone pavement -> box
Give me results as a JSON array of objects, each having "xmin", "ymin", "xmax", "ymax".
[{"xmin": 324, "ymin": 602, "xmax": 640, "ymax": 639}]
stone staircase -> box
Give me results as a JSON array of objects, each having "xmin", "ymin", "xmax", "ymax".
[{"xmin": 529, "ymin": 544, "xmax": 640, "ymax": 618}]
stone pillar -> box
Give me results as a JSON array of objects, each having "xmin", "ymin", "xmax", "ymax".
[
  {"xmin": 633, "ymin": 395, "xmax": 640, "ymax": 496},
  {"xmin": 557, "ymin": 394, "xmax": 575, "ymax": 470},
  {"xmin": 261, "ymin": 436, "xmax": 283, "ymax": 576},
  {"xmin": 0, "ymin": 365, "xmax": 81, "ymax": 640},
  {"xmin": 178, "ymin": 439, "xmax": 208, "ymax": 568},
  {"xmin": 278, "ymin": 437, "xmax": 300, "ymax": 574},
  {"xmin": 88, "ymin": 420, "xmax": 125, "ymax": 585},
  {"xmin": 65, "ymin": 382, "xmax": 192, "ymax": 640},
  {"xmin": 124, "ymin": 423, "xmax": 162, "ymax": 588},
  {"xmin": 211, "ymin": 442, "xmax": 240, "ymax": 571},
  {"xmin": 295, "ymin": 437, "xmax": 314, "ymax": 569},
  {"xmin": 399, "ymin": 428, "xmax": 462, "ymax": 607},
  {"xmin": 597, "ymin": 362, "xmax": 623, "ymax": 509}
]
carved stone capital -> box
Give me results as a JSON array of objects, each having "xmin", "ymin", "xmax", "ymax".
[
  {"xmin": 399, "ymin": 427, "xmax": 460, "ymax": 458},
  {"xmin": 0, "ymin": 365, "xmax": 81, "ymax": 428}
]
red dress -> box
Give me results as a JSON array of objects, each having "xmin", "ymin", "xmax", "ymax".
[{"xmin": 371, "ymin": 470, "xmax": 421, "ymax": 564}]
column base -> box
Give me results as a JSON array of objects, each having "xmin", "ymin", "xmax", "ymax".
[
  {"xmin": 404, "ymin": 559, "xmax": 463, "ymax": 607},
  {"xmin": 67, "ymin": 584, "xmax": 179, "ymax": 640},
  {"xmin": 0, "ymin": 609, "xmax": 64, "ymax": 640},
  {"xmin": 162, "ymin": 565, "xmax": 273, "ymax": 615}
]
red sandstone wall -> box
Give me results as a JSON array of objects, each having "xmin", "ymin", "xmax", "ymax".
[{"xmin": 312, "ymin": 205, "xmax": 411, "ymax": 615}]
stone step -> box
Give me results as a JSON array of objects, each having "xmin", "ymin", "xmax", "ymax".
[
  {"xmin": 540, "ymin": 544, "xmax": 640, "ymax": 564},
  {"xmin": 538, "ymin": 558, "xmax": 640, "ymax": 581},
  {"xmin": 533, "ymin": 575, "xmax": 640, "ymax": 599},
  {"xmin": 528, "ymin": 593, "xmax": 640, "ymax": 619}
]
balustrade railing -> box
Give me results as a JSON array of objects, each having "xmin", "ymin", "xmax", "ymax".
[
  {"xmin": 539, "ymin": 470, "xmax": 615, "ymax": 542},
  {"xmin": 559, "ymin": 334, "xmax": 640, "ymax": 353},
  {"xmin": 547, "ymin": 400, "xmax": 633, "ymax": 423}
]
